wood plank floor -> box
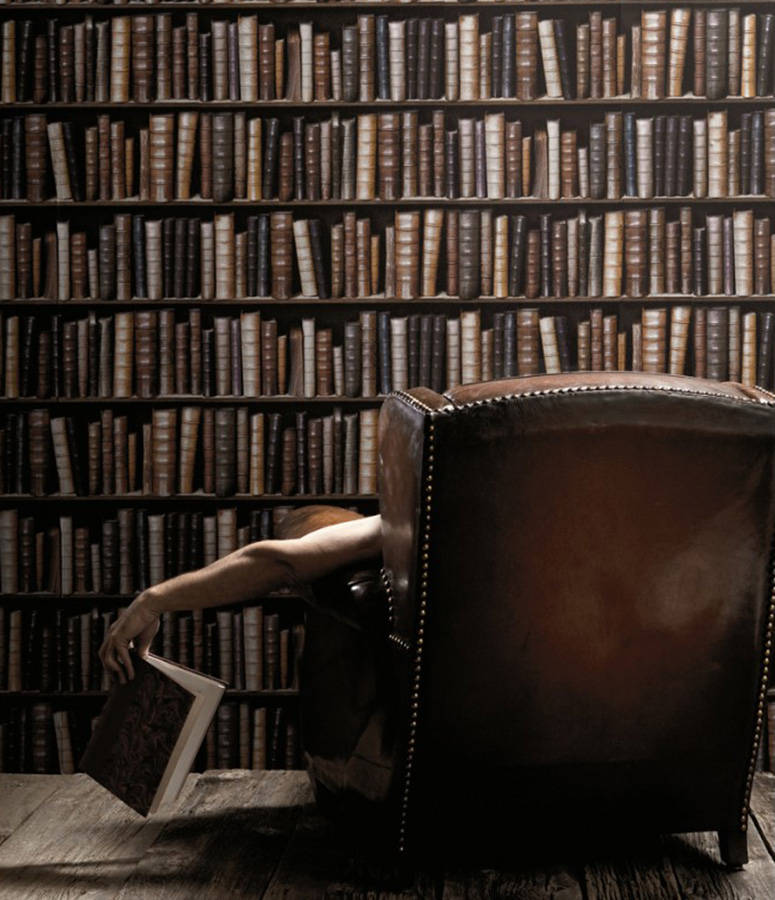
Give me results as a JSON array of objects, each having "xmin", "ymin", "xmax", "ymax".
[{"xmin": 0, "ymin": 771, "xmax": 773, "ymax": 899}]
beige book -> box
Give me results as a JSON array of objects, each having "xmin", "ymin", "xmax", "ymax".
[
  {"xmin": 479, "ymin": 32, "xmax": 491, "ymax": 99},
  {"xmin": 458, "ymin": 118, "xmax": 475, "ymax": 198},
  {"xmin": 603, "ymin": 211, "xmax": 624, "ymax": 297},
  {"xmin": 693, "ymin": 119, "xmax": 708, "ymax": 197},
  {"xmin": 630, "ymin": 24, "xmax": 642, "ymax": 99},
  {"xmin": 178, "ymin": 407, "xmax": 201, "ymax": 494},
  {"xmin": 421, "ymin": 209, "xmax": 444, "ymax": 296},
  {"xmin": 293, "ymin": 220, "xmax": 317, "ymax": 297},
  {"xmin": 331, "ymin": 48, "xmax": 342, "ymax": 101},
  {"xmin": 636, "ymin": 118, "xmax": 654, "ymax": 197},
  {"xmin": 706, "ymin": 214, "xmax": 723, "ymax": 294},
  {"xmin": 201, "ymin": 221, "xmax": 215, "ymax": 300},
  {"xmin": 390, "ymin": 317, "xmax": 409, "ymax": 392},
  {"xmin": 641, "ymin": 11, "xmax": 667, "ymax": 99},
  {"xmin": 358, "ymin": 409, "xmax": 379, "ymax": 494},
  {"xmin": 249, "ymin": 413, "xmax": 265, "ymax": 494},
  {"xmin": 641, "ymin": 307, "xmax": 667, "ymax": 373},
  {"xmin": 302, "ymin": 317, "xmax": 316, "ymax": 398},
  {"xmin": 460, "ymin": 310, "xmax": 482, "ymax": 384},
  {"xmin": 0, "ymin": 215, "xmax": 15, "ymax": 299},
  {"xmin": 494, "ymin": 214, "xmax": 509, "ymax": 298},
  {"xmin": 459, "ymin": 14, "xmax": 480, "ymax": 101},
  {"xmin": 538, "ymin": 19, "xmax": 562, "ymax": 98},
  {"xmin": 733, "ymin": 209, "xmax": 753, "ymax": 295},
  {"xmin": 481, "ymin": 329, "xmax": 494, "ymax": 382},
  {"xmin": 144, "ymin": 219, "xmax": 162, "ymax": 300},
  {"xmin": 149, "ymin": 113, "xmax": 175, "ymax": 202},
  {"xmin": 276, "ymin": 37, "xmax": 285, "ymax": 99},
  {"xmin": 741, "ymin": 14, "xmax": 757, "ymax": 97},
  {"xmin": 238, "ymin": 16, "xmax": 258, "ymax": 102},
  {"xmin": 395, "ymin": 211, "xmax": 420, "ymax": 299},
  {"xmin": 741, "ymin": 311, "xmax": 757, "ymax": 386},
  {"xmin": 113, "ymin": 311, "xmax": 134, "ymax": 397},
  {"xmin": 668, "ymin": 306, "xmax": 691, "ymax": 374},
  {"xmin": 110, "ymin": 17, "xmax": 130, "ymax": 102},
  {"xmin": 300, "ymin": 22, "xmax": 314, "ymax": 102},
  {"xmin": 240, "ymin": 312, "xmax": 261, "ymax": 397},
  {"xmin": 707, "ymin": 111, "xmax": 728, "ymax": 198},
  {"xmin": 728, "ymin": 9, "xmax": 741, "ymax": 96},
  {"xmin": 50, "ymin": 417, "xmax": 75, "ymax": 495},
  {"xmin": 243, "ymin": 607, "xmax": 264, "ymax": 690},
  {"xmin": 53, "ymin": 711, "xmax": 75, "ymax": 775},
  {"xmin": 175, "ymin": 111, "xmax": 199, "ymax": 200},
  {"xmin": 152, "ymin": 410, "xmax": 177, "ymax": 496},
  {"xmin": 445, "ymin": 21, "xmax": 459, "ymax": 101},
  {"xmin": 211, "ymin": 19, "xmax": 229, "ymax": 101},
  {"xmin": 56, "ymin": 221, "xmax": 70, "ymax": 301},
  {"xmin": 667, "ymin": 9, "xmax": 691, "ymax": 96},
  {"xmin": 217, "ymin": 507, "xmax": 238, "ymax": 558},
  {"xmin": 247, "ymin": 117, "xmax": 262, "ymax": 201},
  {"xmin": 1, "ymin": 21, "xmax": 15, "ymax": 103},
  {"xmin": 547, "ymin": 119, "xmax": 561, "ymax": 200},
  {"xmin": 539, "ymin": 317, "xmax": 561, "ymax": 374},
  {"xmin": 388, "ymin": 21, "xmax": 406, "ymax": 101},
  {"xmin": 728, "ymin": 306, "xmax": 741, "ymax": 382},
  {"xmin": 446, "ymin": 317, "xmax": 461, "ymax": 390},
  {"xmin": 356, "ymin": 114, "xmax": 377, "ymax": 200},
  {"xmin": 0, "ymin": 509, "xmax": 19, "ymax": 594},
  {"xmin": 47, "ymin": 123, "xmax": 72, "ymax": 201},
  {"xmin": 215, "ymin": 213, "xmax": 235, "ymax": 300},
  {"xmin": 213, "ymin": 317, "xmax": 232, "ymax": 396},
  {"xmin": 576, "ymin": 321, "xmax": 591, "ymax": 371},
  {"xmin": 485, "ymin": 113, "xmax": 505, "ymax": 199}
]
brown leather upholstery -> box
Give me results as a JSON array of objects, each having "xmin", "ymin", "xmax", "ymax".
[{"xmin": 300, "ymin": 372, "xmax": 775, "ymax": 866}]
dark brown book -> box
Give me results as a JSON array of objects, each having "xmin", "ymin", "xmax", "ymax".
[{"xmin": 79, "ymin": 649, "xmax": 226, "ymax": 816}]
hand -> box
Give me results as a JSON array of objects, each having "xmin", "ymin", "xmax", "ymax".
[{"xmin": 99, "ymin": 591, "xmax": 161, "ymax": 684}]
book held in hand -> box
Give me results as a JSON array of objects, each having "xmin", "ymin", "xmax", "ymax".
[{"xmin": 78, "ymin": 648, "xmax": 227, "ymax": 816}]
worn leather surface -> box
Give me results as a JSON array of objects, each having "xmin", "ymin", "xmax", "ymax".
[{"xmin": 301, "ymin": 372, "xmax": 775, "ymax": 856}]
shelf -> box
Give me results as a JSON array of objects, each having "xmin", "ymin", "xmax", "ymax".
[
  {"xmin": 0, "ymin": 493, "xmax": 378, "ymax": 503},
  {"xmin": 3, "ymin": 295, "xmax": 775, "ymax": 308},
  {"xmin": 0, "ymin": 589, "xmax": 306, "ymax": 602},
  {"xmin": 1, "ymin": 1, "xmax": 772, "ymax": 11},
  {"xmin": 0, "ymin": 689, "xmax": 299, "ymax": 701},
  {"xmin": 4, "ymin": 97, "xmax": 775, "ymax": 110},
  {"xmin": 3, "ymin": 197, "xmax": 772, "ymax": 208},
  {"xmin": 0, "ymin": 395, "xmax": 387, "ymax": 405}
]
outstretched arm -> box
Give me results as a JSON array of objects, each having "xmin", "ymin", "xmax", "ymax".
[{"xmin": 99, "ymin": 514, "xmax": 383, "ymax": 683}]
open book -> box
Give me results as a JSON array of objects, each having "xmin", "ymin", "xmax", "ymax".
[{"xmin": 79, "ymin": 648, "xmax": 227, "ymax": 816}]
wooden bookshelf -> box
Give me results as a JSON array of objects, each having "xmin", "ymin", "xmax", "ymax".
[{"xmin": 1, "ymin": 0, "xmax": 774, "ymax": 778}]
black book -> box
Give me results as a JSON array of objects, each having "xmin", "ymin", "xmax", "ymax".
[
  {"xmin": 162, "ymin": 217, "xmax": 175, "ymax": 299},
  {"xmin": 429, "ymin": 19, "xmax": 444, "ymax": 99},
  {"xmin": 51, "ymin": 313, "xmax": 62, "ymax": 397},
  {"xmin": 377, "ymin": 311, "xmax": 392, "ymax": 395},
  {"xmin": 740, "ymin": 113, "xmax": 752, "ymax": 196},
  {"xmin": 20, "ymin": 315, "xmax": 36, "ymax": 397},
  {"xmin": 262, "ymin": 117, "xmax": 280, "ymax": 199},
  {"xmin": 623, "ymin": 112, "xmax": 636, "ymax": 197},
  {"xmin": 376, "ymin": 16, "xmax": 390, "ymax": 100},
  {"xmin": 555, "ymin": 315, "xmax": 572, "ymax": 372},
  {"xmin": 136, "ymin": 507, "xmax": 149, "ymax": 592},
  {"xmin": 539, "ymin": 214, "xmax": 552, "ymax": 297},
  {"xmin": 61, "ymin": 121, "xmax": 83, "ymax": 202},
  {"xmin": 308, "ymin": 218, "xmax": 329, "ymax": 299},
  {"xmin": 419, "ymin": 313, "xmax": 433, "ymax": 389},
  {"xmin": 654, "ymin": 115, "xmax": 666, "ymax": 197},
  {"xmin": 750, "ymin": 112, "xmax": 763, "ymax": 195},
  {"xmin": 186, "ymin": 218, "xmax": 200, "ymax": 298},
  {"xmin": 266, "ymin": 412, "xmax": 282, "ymax": 493},
  {"xmin": 173, "ymin": 218, "xmax": 187, "ymax": 298},
  {"xmin": 509, "ymin": 214, "xmax": 527, "ymax": 296},
  {"xmin": 677, "ymin": 116, "xmax": 692, "ymax": 196},
  {"xmin": 416, "ymin": 18, "xmax": 430, "ymax": 100},
  {"xmin": 757, "ymin": 15, "xmax": 774, "ymax": 97},
  {"xmin": 17, "ymin": 20, "xmax": 34, "ymax": 103},
  {"xmin": 199, "ymin": 32, "xmax": 211, "ymax": 102},
  {"xmin": 493, "ymin": 312, "xmax": 505, "ymax": 379},
  {"xmin": 65, "ymin": 415, "xmax": 86, "ymax": 496},
  {"xmin": 133, "ymin": 215, "xmax": 147, "ymax": 298},
  {"xmin": 11, "ymin": 117, "xmax": 24, "ymax": 200},
  {"xmin": 201, "ymin": 327, "xmax": 214, "ymax": 397},
  {"xmin": 758, "ymin": 312, "xmax": 774, "ymax": 390},
  {"xmin": 0, "ymin": 119, "xmax": 11, "ymax": 198},
  {"xmin": 504, "ymin": 311, "xmax": 517, "ymax": 377},
  {"xmin": 664, "ymin": 115, "xmax": 678, "ymax": 197},
  {"xmin": 553, "ymin": 19, "xmax": 573, "ymax": 99},
  {"xmin": 578, "ymin": 215, "xmax": 590, "ymax": 297},
  {"xmin": 445, "ymin": 129, "xmax": 458, "ymax": 198},
  {"xmin": 257, "ymin": 214, "xmax": 270, "ymax": 296},
  {"xmin": 47, "ymin": 19, "xmax": 58, "ymax": 103},
  {"xmin": 723, "ymin": 216, "xmax": 735, "ymax": 296},
  {"xmin": 23, "ymin": 609, "xmax": 40, "ymax": 691},
  {"xmin": 246, "ymin": 215, "xmax": 258, "ymax": 296},
  {"xmin": 492, "ymin": 17, "xmax": 503, "ymax": 97},
  {"xmin": 189, "ymin": 511, "xmax": 203, "ymax": 571},
  {"xmin": 502, "ymin": 14, "xmax": 515, "ymax": 98},
  {"xmin": 292, "ymin": 116, "xmax": 304, "ymax": 200},
  {"xmin": 87, "ymin": 312, "xmax": 99, "ymax": 397},
  {"xmin": 295, "ymin": 411, "xmax": 307, "ymax": 495},
  {"xmin": 332, "ymin": 406, "xmax": 344, "ymax": 494},
  {"xmin": 406, "ymin": 18, "xmax": 418, "ymax": 99},
  {"xmin": 431, "ymin": 315, "xmax": 446, "ymax": 393},
  {"xmin": 407, "ymin": 314, "xmax": 420, "ymax": 388},
  {"xmin": 693, "ymin": 226, "xmax": 706, "ymax": 296}
]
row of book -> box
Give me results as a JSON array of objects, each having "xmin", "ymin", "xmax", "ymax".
[
  {"xmin": 6, "ymin": 107, "xmax": 775, "ymax": 205},
  {"xmin": 0, "ymin": 405, "xmax": 381, "ymax": 497},
  {"xmin": 7, "ymin": 304, "xmax": 775, "ymax": 403},
  {"xmin": 0, "ymin": 700, "xmax": 302, "ymax": 774},
  {"xmin": 0, "ymin": 603, "xmax": 304, "ymax": 692},
  {"xmin": 3, "ymin": 10, "xmax": 775, "ymax": 105},
  {"xmin": 3, "ymin": 207, "xmax": 775, "ymax": 303},
  {"xmin": 0, "ymin": 505, "xmax": 338, "ymax": 595}
]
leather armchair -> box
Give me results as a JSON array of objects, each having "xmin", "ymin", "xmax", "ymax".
[{"xmin": 281, "ymin": 371, "xmax": 775, "ymax": 868}]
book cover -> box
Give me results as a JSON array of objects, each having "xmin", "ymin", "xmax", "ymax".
[{"xmin": 78, "ymin": 648, "xmax": 227, "ymax": 816}]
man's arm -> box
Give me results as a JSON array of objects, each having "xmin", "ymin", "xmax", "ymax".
[{"xmin": 99, "ymin": 514, "xmax": 382, "ymax": 683}]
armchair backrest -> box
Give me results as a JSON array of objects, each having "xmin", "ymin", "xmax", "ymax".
[{"xmin": 378, "ymin": 371, "xmax": 775, "ymax": 857}]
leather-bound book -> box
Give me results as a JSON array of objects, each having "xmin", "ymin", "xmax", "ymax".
[
  {"xmin": 733, "ymin": 209, "xmax": 754, "ymax": 295},
  {"xmin": 705, "ymin": 9, "xmax": 729, "ymax": 100},
  {"xmin": 750, "ymin": 111, "xmax": 764, "ymax": 196},
  {"xmin": 741, "ymin": 13, "xmax": 757, "ymax": 98},
  {"xmin": 706, "ymin": 307, "xmax": 729, "ymax": 380},
  {"xmin": 754, "ymin": 217, "xmax": 771, "ymax": 294},
  {"xmin": 691, "ymin": 9, "xmax": 706, "ymax": 97},
  {"xmin": 693, "ymin": 226, "xmax": 706, "ymax": 295},
  {"xmin": 623, "ymin": 113, "xmax": 636, "ymax": 197},
  {"xmin": 664, "ymin": 115, "xmax": 678, "ymax": 197},
  {"xmin": 757, "ymin": 312, "xmax": 774, "ymax": 388},
  {"xmin": 538, "ymin": 19, "xmax": 561, "ymax": 99},
  {"xmin": 742, "ymin": 312, "xmax": 757, "ymax": 386},
  {"xmin": 640, "ymin": 11, "xmax": 666, "ymax": 99},
  {"xmin": 604, "ymin": 112, "xmax": 622, "ymax": 199},
  {"xmin": 642, "ymin": 307, "xmax": 667, "ymax": 373},
  {"xmin": 33, "ymin": 32, "xmax": 47, "ymax": 103},
  {"xmin": 728, "ymin": 9, "xmax": 741, "ymax": 97},
  {"xmin": 212, "ymin": 113, "xmax": 234, "ymax": 203},
  {"xmin": 667, "ymin": 9, "xmax": 691, "ymax": 97},
  {"xmin": 553, "ymin": 19, "xmax": 572, "ymax": 99},
  {"xmin": 677, "ymin": 116, "xmax": 692, "ymax": 196},
  {"xmin": 515, "ymin": 308, "xmax": 538, "ymax": 376},
  {"xmin": 722, "ymin": 215, "xmax": 735, "ymax": 295},
  {"xmin": 757, "ymin": 15, "xmax": 774, "ymax": 97},
  {"xmin": 728, "ymin": 306, "xmax": 742, "ymax": 382},
  {"xmin": 589, "ymin": 122, "xmax": 606, "ymax": 200},
  {"xmin": 308, "ymin": 219, "xmax": 328, "ymax": 299},
  {"xmin": 668, "ymin": 306, "xmax": 692, "ymax": 375},
  {"xmin": 706, "ymin": 214, "xmax": 723, "ymax": 294}
]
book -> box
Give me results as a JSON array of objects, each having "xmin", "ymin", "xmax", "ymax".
[{"xmin": 79, "ymin": 648, "xmax": 227, "ymax": 816}]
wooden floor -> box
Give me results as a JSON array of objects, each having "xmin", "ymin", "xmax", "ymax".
[{"xmin": 0, "ymin": 771, "xmax": 773, "ymax": 899}]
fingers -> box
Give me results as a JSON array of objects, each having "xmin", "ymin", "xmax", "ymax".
[
  {"xmin": 98, "ymin": 629, "xmax": 134, "ymax": 684},
  {"xmin": 116, "ymin": 642, "xmax": 135, "ymax": 681}
]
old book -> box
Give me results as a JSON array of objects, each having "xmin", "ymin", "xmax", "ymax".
[{"xmin": 80, "ymin": 649, "xmax": 226, "ymax": 816}]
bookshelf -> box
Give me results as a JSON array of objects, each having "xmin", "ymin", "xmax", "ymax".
[{"xmin": 1, "ymin": 0, "xmax": 774, "ymax": 777}]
